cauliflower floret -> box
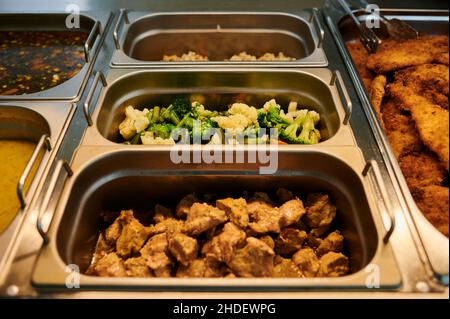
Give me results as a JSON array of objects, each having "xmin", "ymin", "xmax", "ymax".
[
  {"xmin": 140, "ymin": 132, "xmax": 175, "ymax": 145},
  {"xmin": 119, "ymin": 106, "xmax": 150, "ymax": 140},
  {"xmin": 211, "ymin": 113, "xmax": 250, "ymax": 135},
  {"xmin": 262, "ymin": 99, "xmax": 280, "ymax": 112},
  {"xmin": 228, "ymin": 103, "xmax": 258, "ymax": 125}
]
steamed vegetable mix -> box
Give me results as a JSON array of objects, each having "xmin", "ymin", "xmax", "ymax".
[{"xmin": 118, "ymin": 98, "xmax": 322, "ymax": 145}]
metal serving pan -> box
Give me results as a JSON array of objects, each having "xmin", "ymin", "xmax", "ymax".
[
  {"xmin": 0, "ymin": 11, "xmax": 111, "ymax": 101},
  {"xmin": 31, "ymin": 146, "xmax": 400, "ymax": 291},
  {"xmin": 81, "ymin": 68, "xmax": 354, "ymax": 146},
  {"xmin": 323, "ymin": 5, "xmax": 449, "ymax": 284},
  {"xmin": 110, "ymin": 10, "xmax": 328, "ymax": 67},
  {"xmin": 0, "ymin": 102, "xmax": 74, "ymax": 283}
]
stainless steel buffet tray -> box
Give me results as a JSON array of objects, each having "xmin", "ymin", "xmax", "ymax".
[
  {"xmin": 0, "ymin": 11, "xmax": 111, "ymax": 101},
  {"xmin": 0, "ymin": 102, "xmax": 75, "ymax": 283},
  {"xmin": 323, "ymin": 5, "xmax": 449, "ymax": 284},
  {"xmin": 110, "ymin": 10, "xmax": 328, "ymax": 67},
  {"xmin": 80, "ymin": 68, "xmax": 354, "ymax": 147},
  {"xmin": 31, "ymin": 146, "xmax": 400, "ymax": 291}
]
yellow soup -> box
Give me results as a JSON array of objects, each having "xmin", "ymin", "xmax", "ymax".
[{"xmin": 0, "ymin": 140, "xmax": 39, "ymax": 234}]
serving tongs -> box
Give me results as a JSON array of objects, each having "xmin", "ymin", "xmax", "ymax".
[{"xmin": 335, "ymin": 0, "xmax": 419, "ymax": 53}]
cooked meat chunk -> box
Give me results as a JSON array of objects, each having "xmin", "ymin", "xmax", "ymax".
[
  {"xmin": 116, "ymin": 212, "xmax": 150, "ymax": 258},
  {"xmin": 273, "ymin": 257, "xmax": 302, "ymax": 278},
  {"xmin": 292, "ymin": 247, "xmax": 320, "ymax": 278},
  {"xmin": 140, "ymin": 233, "xmax": 172, "ymax": 277},
  {"xmin": 412, "ymin": 185, "xmax": 449, "ymax": 237},
  {"xmin": 148, "ymin": 218, "xmax": 184, "ymax": 238},
  {"xmin": 176, "ymin": 259, "xmax": 207, "ymax": 278},
  {"xmin": 304, "ymin": 193, "xmax": 337, "ymax": 236},
  {"xmin": 275, "ymin": 228, "xmax": 307, "ymax": 256},
  {"xmin": 399, "ymin": 152, "xmax": 446, "ymax": 189},
  {"xmin": 279, "ymin": 198, "xmax": 306, "ymax": 228},
  {"xmin": 104, "ymin": 210, "xmax": 134, "ymax": 244},
  {"xmin": 389, "ymin": 83, "xmax": 449, "ymax": 170},
  {"xmin": 259, "ymin": 235, "xmax": 275, "ymax": 250},
  {"xmin": 216, "ymin": 197, "xmax": 249, "ymax": 228},
  {"xmin": 124, "ymin": 256, "xmax": 153, "ymax": 277},
  {"xmin": 176, "ymin": 257, "xmax": 228, "ymax": 278},
  {"xmin": 228, "ymin": 237, "xmax": 275, "ymax": 277},
  {"xmin": 318, "ymin": 252, "xmax": 350, "ymax": 277},
  {"xmin": 306, "ymin": 233, "xmax": 323, "ymax": 250},
  {"xmin": 93, "ymin": 253, "xmax": 127, "ymax": 277},
  {"xmin": 183, "ymin": 203, "xmax": 228, "ymax": 236},
  {"xmin": 370, "ymin": 75, "xmax": 387, "ymax": 126},
  {"xmin": 202, "ymin": 222, "xmax": 246, "ymax": 264},
  {"xmin": 168, "ymin": 233, "xmax": 199, "ymax": 266},
  {"xmin": 176, "ymin": 194, "xmax": 199, "ymax": 218},
  {"xmin": 367, "ymin": 36, "xmax": 449, "ymax": 73},
  {"xmin": 276, "ymin": 188, "xmax": 295, "ymax": 203},
  {"xmin": 316, "ymin": 231, "xmax": 344, "ymax": 256},
  {"xmin": 249, "ymin": 205, "xmax": 282, "ymax": 234},
  {"xmin": 395, "ymin": 64, "xmax": 449, "ymax": 109},
  {"xmin": 153, "ymin": 204, "xmax": 173, "ymax": 223}
]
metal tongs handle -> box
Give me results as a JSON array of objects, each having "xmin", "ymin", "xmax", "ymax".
[
  {"xmin": 336, "ymin": 0, "xmax": 361, "ymax": 26},
  {"xmin": 36, "ymin": 160, "xmax": 73, "ymax": 244},
  {"xmin": 363, "ymin": 160, "xmax": 396, "ymax": 244},
  {"xmin": 17, "ymin": 134, "xmax": 52, "ymax": 209}
]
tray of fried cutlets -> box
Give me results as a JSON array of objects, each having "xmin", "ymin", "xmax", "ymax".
[{"xmin": 333, "ymin": 10, "xmax": 449, "ymax": 281}]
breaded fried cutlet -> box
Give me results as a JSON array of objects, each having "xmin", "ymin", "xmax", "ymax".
[
  {"xmin": 370, "ymin": 75, "xmax": 387, "ymax": 126},
  {"xmin": 367, "ymin": 36, "xmax": 449, "ymax": 73},
  {"xmin": 412, "ymin": 185, "xmax": 449, "ymax": 237},
  {"xmin": 389, "ymin": 83, "xmax": 449, "ymax": 170},
  {"xmin": 395, "ymin": 64, "xmax": 449, "ymax": 109},
  {"xmin": 399, "ymin": 152, "xmax": 447, "ymax": 189},
  {"xmin": 381, "ymin": 100, "xmax": 422, "ymax": 158}
]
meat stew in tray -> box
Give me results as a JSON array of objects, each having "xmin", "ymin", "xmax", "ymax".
[{"xmin": 86, "ymin": 189, "xmax": 350, "ymax": 278}]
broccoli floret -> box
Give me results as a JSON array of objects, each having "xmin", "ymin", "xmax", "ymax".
[
  {"xmin": 172, "ymin": 97, "xmax": 192, "ymax": 116},
  {"xmin": 147, "ymin": 123, "xmax": 176, "ymax": 139},
  {"xmin": 159, "ymin": 98, "xmax": 193, "ymax": 125},
  {"xmin": 266, "ymin": 104, "xmax": 290, "ymax": 127},
  {"xmin": 279, "ymin": 111, "xmax": 321, "ymax": 144},
  {"xmin": 257, "ymin": 102, "xmax": 290, "ymax": 130},
  {"xmin": 257, "ymin": 110, "xmax": 272, "ymax": 128}
]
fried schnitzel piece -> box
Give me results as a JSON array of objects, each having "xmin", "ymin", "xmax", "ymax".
[
  {"xmin": 399, "ymin": 152, "xmax": 447, "ymax": 189},
  {"xmin": 367, "ymin": 36, "xmax": 449, "ymax": 73},
  {"xmin": 370, "ymin": 75, "xmax": 387, "ymax": 126},
  {"xmin": 381, "ymin": 100, "xmax": 422, "ymax": 158},
  {"xmin": 389, "ymin": 84, "xmax": 449, "ymax": 170},
  {"xmin": 346, "ymin": 40, "xmax": 373, "ymax": 91},
  {"xmin": 412, "ymin": 185, "xmax": 449, "ymax": 238},
  {"xmin": 395, "ymin": 64, "xmax": 449, "ymax": 109}
]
